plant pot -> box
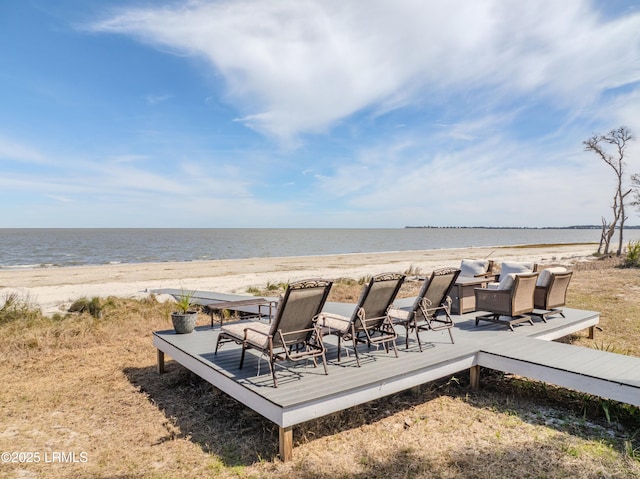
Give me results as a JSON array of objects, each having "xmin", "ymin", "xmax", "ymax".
[{"xmin": 171, "ymin": 311, "xmax": 198, "ymax": 334}]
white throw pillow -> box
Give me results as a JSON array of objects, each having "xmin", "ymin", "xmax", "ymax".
[
  {"xmin": 459, "ymin": 259, "xmax": 489, "ymax": 277},
  {"xmin": 536, "ymin": 267, "xmax": 567, "ymax": 287},
  {"xmin": 500, "ymin": 261, "xmax": 534, "ymax": 277}
]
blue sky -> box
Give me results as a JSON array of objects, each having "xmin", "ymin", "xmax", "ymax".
[{"xmin": 1, "ymin": 0, "xmax": 640, "ymax": 228}]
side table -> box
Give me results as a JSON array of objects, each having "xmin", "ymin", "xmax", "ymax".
[{"xmin": 450, "ymin": 276, "xmax": 494, "ymax": 314}]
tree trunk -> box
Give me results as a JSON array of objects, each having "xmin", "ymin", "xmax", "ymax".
[
  {"xmin": 604, "ymin": 217, "xmax": 617, "ymax": 256},
  {"xmin": 598, "ymin": 217, "xmax": 606, "ymax": 255},
  {"xmin": 617, "ymin": 189, "xmax": 632, "ymax": 256}
]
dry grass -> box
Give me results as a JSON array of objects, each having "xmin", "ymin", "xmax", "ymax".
[{"xmin": 1, "ymin": 260, "xmax": 639, "ymax": 478}]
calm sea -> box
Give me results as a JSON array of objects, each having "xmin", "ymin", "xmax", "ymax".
[{"xmin": 1, "ymin": 228, "xmax": 639, "ymax": 269}]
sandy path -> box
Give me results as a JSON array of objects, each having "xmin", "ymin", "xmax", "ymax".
[{"xmin": 0, "ymin": 244, "xmax": 596, "ymax": 315}]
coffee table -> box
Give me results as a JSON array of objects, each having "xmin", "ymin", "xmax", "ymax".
[{"xmin": 205, "ymin": 298, "xmax": 277, "ymax": 327}]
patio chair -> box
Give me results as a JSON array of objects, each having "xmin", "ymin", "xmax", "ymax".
[
  {"xmin": 533, "ymin": 268, "xmax": 573, "ymax": 321},
  {"xmin": 214, "ymin": 278, "xmax": 333, "ymax": 388},
  {"xmin": 389, "ymin": 267, "xmax": 460, "ymax": 350},
  {"xmin": 474, "ymin": 272, "xmax": 538, "ymax": 331},
  {"xmin": 316, "ymin": 273, "xmax": 404, "ymax": 367}
]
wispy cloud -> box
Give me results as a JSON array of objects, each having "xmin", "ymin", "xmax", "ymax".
[
  {"xmin": 0, "ymin": 136, "xmax": 48, "ymax": 164},
  {"xmin": 108, "ymin": 154, "xmax": 150, "ymax": 164},
  {"xmin": 47, "ymin": 194, "xmax": 73, "ymax": 203},
  {"xmin": 145, "ymin": 93, "xmax": 172, "ymax": 105},
  {"xmin": 89, "ymin": 0, "xmax": 640, "ymax": 143}
]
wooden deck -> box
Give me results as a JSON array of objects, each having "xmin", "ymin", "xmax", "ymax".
[{"xmin": 153, "ymin": 304, "xmax": 640, "ymax": 461}]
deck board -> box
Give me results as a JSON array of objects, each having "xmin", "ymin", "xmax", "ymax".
[
  {"xmin": 156, "ymin": 324, "xmax": 480, "ymax": 407},
  {"xmin": 154, "ymin": 306, "xmax": 620, "ymax": 412},
  {"xmin": 153, "ymin": 302, "xmax": 640, "ymax": 460}
]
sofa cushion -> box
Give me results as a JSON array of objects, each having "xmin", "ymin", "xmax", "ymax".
[
  {"xmin": 460, "ymin": 259, "xmax": 489, "ymax": 277},
  {"xmin": 500, "ymin": 261, "xmax": 534, "ymax": 277},
  {"xmin": 498, "ymin": 273, "xmax": 518, "ymax": 290},
  {"xmin": 536, "ymin": 267, "xmax": 567, "ymax": 287}
]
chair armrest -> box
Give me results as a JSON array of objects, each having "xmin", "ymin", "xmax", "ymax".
[
  {"xmin": 474, "ymin": 287, "xmax": 510, "ymax": 299},
  {"xmin": 474, "ymin": 272, "xmax": 497, "ymax": 280}
]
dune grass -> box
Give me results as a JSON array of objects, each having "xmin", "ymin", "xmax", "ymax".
[{"xmin": 0, "ymin": 258, "xmax": 639, "ymax": 478}]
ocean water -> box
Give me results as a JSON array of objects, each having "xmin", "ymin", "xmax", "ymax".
[{"xmin": 1, "ymin": 228, "xmax": 639, "ymax": 269}]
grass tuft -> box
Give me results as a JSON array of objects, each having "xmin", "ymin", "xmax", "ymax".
[
  {"xmin": 404, "ymin": 264, "xmax": 422, "ymax": 276},
  {"xmin": 0, "ymin": 292, "xmax": 40, "ymax": 325}
]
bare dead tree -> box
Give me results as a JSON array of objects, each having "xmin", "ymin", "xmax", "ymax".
[{"xmin": 583, "ymin": 126, "xmax": 634, "ymax": 256}]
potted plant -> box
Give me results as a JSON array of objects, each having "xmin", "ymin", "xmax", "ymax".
[{"xmin": 171, "ymin": 290, "xmax": 198, "ymax": 334}]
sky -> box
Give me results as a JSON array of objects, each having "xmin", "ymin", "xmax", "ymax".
[{"xmin": 1, "ymin": 0, "xmax": 640, "ymax": 228}]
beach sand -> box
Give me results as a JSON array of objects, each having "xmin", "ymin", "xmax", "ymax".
[{"xmin": 0, "ymin": 244, "xmax": 597, "ymax": 315}]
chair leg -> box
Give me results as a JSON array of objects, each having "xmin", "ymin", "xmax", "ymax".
[
  {"xmin": 320, "ymin": 352, "xmax": 328, "ymax": 376},
  {"xmin": 405, "ymin": 323, "xmax": 410, "ymax": 349},
  {"xmin": 270, "ymin": 357, "xmax": 278, "ymax": 388},
  {"xmin": 239, "ymin": 344, "xmax": 247, "ymax": 369},
  {"xmin": 390, "ymin": 338, "xmax": 398, "ymax": 358},
  {"xmin": 414, "ymin": 319, "xmax": 423, "ymax": 352},
  {"xmin": 352, "ymin": 336, "xmax": 361, "ymax": 367}
]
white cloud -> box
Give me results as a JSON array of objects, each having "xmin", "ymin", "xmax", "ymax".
[
  {"xmin": 47, "ymin": 194, "xmax": 73, "ymax": 203},
  {"xmin": 0, "ymin": 136, "xmax": 48, "ymax": 164},
  {"xmin": 108, "ymin": 154, "xmax": 150, "ymax": 164},
  {"xmin": 145, "ymin": 93, "xmax": 172, "ymax": 105},
  {"xmin": 89, "ymin": 0, "xmax": 640, "ymax": 142},
  {"xmin": 310, "ymin": 130, "xmax": 618, "ymax": 227}
]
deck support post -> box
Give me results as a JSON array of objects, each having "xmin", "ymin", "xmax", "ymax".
[
  {"xmin": 157, "ymin": 350, "xmax": 165, "ymax": 375},
  {"xmin": 279, "ymin": 426, "xmax": 293, "ymax": 462},
  {"xmin": 470, "ymin": 365, "xmax": 480, "ymax": 391},
  {"xmin": 589, "ymin": 325, "xmax": 595, "ymax": 339}
]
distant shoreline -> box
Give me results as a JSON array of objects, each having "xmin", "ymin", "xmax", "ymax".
[{"xmin": 405, "ymin": 225, "xmax": 640, "ymax": 229}]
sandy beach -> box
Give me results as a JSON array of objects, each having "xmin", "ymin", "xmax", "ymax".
[{"xmin": 0, "ymin": 243, "xmax": 597, "ymax": 315}]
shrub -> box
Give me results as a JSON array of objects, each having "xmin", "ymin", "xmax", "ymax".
[
  {"xmin": 624, "ymin": 240, "xmax": 640, "ymax": 268},
  {"xmin": 68, "ymin": 297, "xmax": 104, "ymax": 319}
]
